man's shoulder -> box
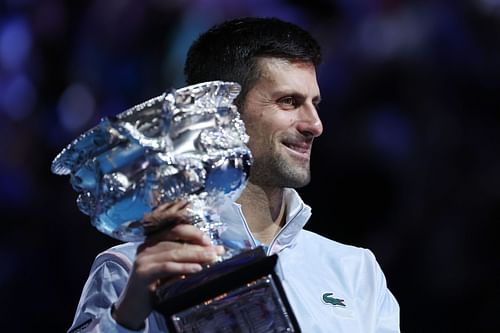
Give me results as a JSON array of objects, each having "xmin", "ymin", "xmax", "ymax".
[
  {"xmin": 294, "ymin": 230, "xmax": 387, "ymax": 282},
  {"xmin": 296, "ymin": 229, "xmax": 381, "ymax": 265},
  {"xmin": 100, "ymin": 241, "xmax": 139, "ymax": 256},
  {"xmin": 299, "ymin": 229, "xmax": 366, "ymax": 254}
]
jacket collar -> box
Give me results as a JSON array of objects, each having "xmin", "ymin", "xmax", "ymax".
[{"xmin": 219, "ymin": 188, "xmax": 312, "ymax": 255}]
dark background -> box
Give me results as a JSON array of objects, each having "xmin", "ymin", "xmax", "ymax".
[{"xmin": 0, "ymin": 0, "xmax": 498, "ymax": 332}]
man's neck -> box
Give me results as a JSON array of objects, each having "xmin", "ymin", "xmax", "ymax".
[{"xmin": 236, "ymin": 182, "xmax": 286, "ymax": 245}]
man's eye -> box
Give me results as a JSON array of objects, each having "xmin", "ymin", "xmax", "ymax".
[{"xmin": 278, "ymin": 97, "xmax": 297, "ymax": 107}]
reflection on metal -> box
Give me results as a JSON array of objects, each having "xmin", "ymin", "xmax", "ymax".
[{"xmin": 52, "ymin": 81, "xmax": 252, "ymax": 244}]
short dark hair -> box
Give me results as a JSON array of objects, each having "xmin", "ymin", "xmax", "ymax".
[{"xmin": 184, "ymin": 17, "xmax": 321, "ymax": 105}]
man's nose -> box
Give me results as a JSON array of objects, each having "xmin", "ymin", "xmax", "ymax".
[{"xmin": 297, "ymin": 103, "xmax": 323, "ymax": 137}]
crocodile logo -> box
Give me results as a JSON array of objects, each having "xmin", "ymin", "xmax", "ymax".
[{"xmin": 322, "ymin": 292, "xmax": 346, "ymax": 307}]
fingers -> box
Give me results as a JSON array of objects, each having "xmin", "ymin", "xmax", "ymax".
[
  {"xmin": 143, "ymin": 223, "xmax": 212, "ymax": 247},
  {"xmin": 135, "ymin": 260, "xmax": 204, "ymax": 284},
  {"xmin": 165, "ymin": 224, "xmax": 212, "ymax": 245},
  {"xmin": 142, "ymin": 199, "xmax": 190, "ymax": 234},
  {"xmin": 133, "ymin": 241, "xmax": 225, "ymax": 286},
  {"xmin": 144, "ymin": 243, "xmax": 222, "ymax": 264},
  {"xmin": 139, "ymin": 235, "xmax": 225, "ymax": 264},
  {"xmin": 139, "ymin": 240, "xmax": 208, "ymax": 257},
  {"xmin": 134, "ymin": 199, "xmax": 226, "ymax": 290},
  {"xmin": 137, "ymin": 220, "xmax": 221, "ymax": 279},
  {"xmin": 155, "ymin": 199, "xmax": 189, "ymax": 213}
]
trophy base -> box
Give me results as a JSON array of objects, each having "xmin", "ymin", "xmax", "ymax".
[{"xmin": 155, "ymin": 246, "xmax": 300, "ymax": 333}]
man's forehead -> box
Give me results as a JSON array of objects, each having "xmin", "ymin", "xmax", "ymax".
[
  {"xmin": 256, "ymin": 57, "xmax": 316, "ymax": 74},
  {"xmin": 254, "ymin": 57, "xmax": 320, "ymax": 97}
]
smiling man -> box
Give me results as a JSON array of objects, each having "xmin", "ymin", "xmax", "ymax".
[
  {"xmin": 68, "ymin": 17, "xmax": 400, "ymax": 333},
  {"xmin": 235, "ymin": 57, "xmax": 323, "ymax": 244}
]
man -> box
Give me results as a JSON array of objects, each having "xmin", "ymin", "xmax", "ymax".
[{"xmin": 68, "ymin": 17, "xmax": 400, "ymax": 332}]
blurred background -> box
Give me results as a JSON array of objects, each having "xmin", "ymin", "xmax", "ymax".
[{"xmin": 0, "ymin": 0, "xmax": 498, "ymax": 332}]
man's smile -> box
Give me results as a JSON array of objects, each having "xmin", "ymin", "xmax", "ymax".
[{"xmin": 282, "ymin": 140, "xmax": 312, "ymax": 160}]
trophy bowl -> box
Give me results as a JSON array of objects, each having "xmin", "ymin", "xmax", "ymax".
[{"xmin": 51, "ymin": 81, "xmax": 251, "ymax": 244}]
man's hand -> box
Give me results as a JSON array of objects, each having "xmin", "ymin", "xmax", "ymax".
[{"xmin": 111, "ymin": 199, "xmax": 224, "ymax": 330}]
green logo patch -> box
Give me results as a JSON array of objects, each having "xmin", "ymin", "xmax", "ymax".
[{"xmin": 322, "ymin": 292, "xmax": 346, "ymax": 307}]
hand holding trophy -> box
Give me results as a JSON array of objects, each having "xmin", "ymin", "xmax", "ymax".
[{"xmin": 52, "ymin": 81, "xmax": 300, "ymax": 332}]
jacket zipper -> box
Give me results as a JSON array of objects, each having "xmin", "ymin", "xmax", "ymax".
[
  {"xmin": 267, "ymin": 204, "xmax": 304, "ymax": 255},
  {"xmin": 235, "ymin": 205, "xmax": 258, "ymax": 248}
]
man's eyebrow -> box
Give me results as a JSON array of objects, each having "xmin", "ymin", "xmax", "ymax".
[
  {"xmin": 272, "ymin": 89, "xmax": 302, "ymax": 97},
  {"xmin": 273, "ymin": 90, "xmax": 321, "ymax": 102}
]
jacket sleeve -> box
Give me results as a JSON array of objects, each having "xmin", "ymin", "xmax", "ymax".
[
  {"xmin": 365, "ymin": 249, "xmax": 401, "ymax": 333},
  {"xmin": 67, "ymin": 251, "xmax": 167, "ymax": 333}
]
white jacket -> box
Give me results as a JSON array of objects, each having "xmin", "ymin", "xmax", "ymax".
[{"xmin": 68, "ymin": 188, "xmax": 400, "ymax": 333}]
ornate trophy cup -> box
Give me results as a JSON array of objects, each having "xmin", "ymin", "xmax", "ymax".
[{"xmin": 52, "ymin": 81, "xmax": 300, "ymax": 332}]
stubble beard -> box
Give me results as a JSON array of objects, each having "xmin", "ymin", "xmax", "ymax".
[{"xmin": 249, "ymin": 147, "xmax": 312, "ymax": 189}]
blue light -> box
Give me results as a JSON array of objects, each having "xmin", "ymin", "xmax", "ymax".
[
  {"xmin": 57, "ymin": 83, "xmax": 96, "ymax": 132},
  {"xmin": 0, "ymin": 74, "xmax": 37, "ymax": 120},
  {"xmin": 0, "ymin": 17, "xmax": 32, "ymax": 72}
]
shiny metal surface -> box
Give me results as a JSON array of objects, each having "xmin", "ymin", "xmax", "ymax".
[{"xmin": 52, "ymin": 81, "xmax": 252, "ymax": 243}]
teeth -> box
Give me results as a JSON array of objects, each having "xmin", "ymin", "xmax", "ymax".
[{"xmin": 285, "ymin": 143, "xmax": 308, "ymax": 153}]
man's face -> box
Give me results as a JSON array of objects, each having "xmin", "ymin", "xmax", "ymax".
[{"xmin": 241, "ymin": 57, "xmax": 323, "ymax": 189}]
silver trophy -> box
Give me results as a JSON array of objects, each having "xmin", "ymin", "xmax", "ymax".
[{"xmin": 52, "ymin": 81, "xmax": 300, "ymax": 332}]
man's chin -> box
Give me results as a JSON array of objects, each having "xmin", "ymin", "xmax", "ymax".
[
  {"xmin": 288, "ymin": 177, "xmax": 311, "ymax": 189},
  {"xmin": 281, "ymin": 168, "xmax": 311, "ymax": 189}
]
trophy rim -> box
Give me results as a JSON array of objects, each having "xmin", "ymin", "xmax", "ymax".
[{"xmin": 51, "ymin": 80, "xmax": 242, "ymax": 176}]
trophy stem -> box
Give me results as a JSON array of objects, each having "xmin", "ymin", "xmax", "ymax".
[{"xmin": 186, "ymin": 195, "xmax": 240, "ymax": 261}]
